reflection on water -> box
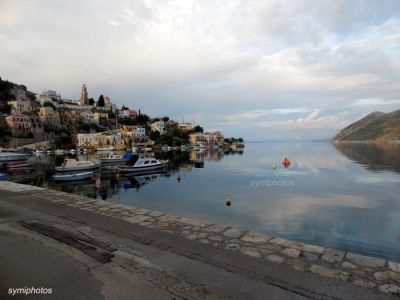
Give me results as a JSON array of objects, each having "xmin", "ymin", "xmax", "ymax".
[
  {"xmin": 6, "ymin": 143, "xmax": 400, "ymax": 262},
  {"xmin": 333, "ymin": 142, "xmax": 400, "ymax": 173}
]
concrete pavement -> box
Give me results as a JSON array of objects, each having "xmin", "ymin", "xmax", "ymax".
[{"xmin": 0, "ymin": 182, "xmax": 398, "ymax": 299}]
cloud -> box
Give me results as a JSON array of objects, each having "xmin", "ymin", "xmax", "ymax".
[
  {"xmin": 0, "ymin": 0, "xmax": 399, "ymax": 140},
  {"xmin": 257, "ymin": 109, "xmax": 351, "ymax": 129}
]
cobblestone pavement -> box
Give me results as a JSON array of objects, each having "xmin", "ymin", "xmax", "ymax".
[{"xmin": 1, "ymin": 180, "xmax": 399, "ymax": 297}]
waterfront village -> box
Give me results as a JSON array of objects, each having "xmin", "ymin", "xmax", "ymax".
[{"xmin": 0, "ymin": 78, "xmax": 244, "ymax": 151}]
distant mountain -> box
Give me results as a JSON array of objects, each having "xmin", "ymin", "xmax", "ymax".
[{"xmin": 333, "ymin": 110, "xmax": 400, "ymax": 142}]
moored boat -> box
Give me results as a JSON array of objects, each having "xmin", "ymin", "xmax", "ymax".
[
  {"xmin": 97, "ymin": 147, "xmax": 116, "ymax": 151},
  {"xmin": 0, "ymin": 151, "xmax": 30, "ymax": 162},
  {"xmin": 55, "ymin": 149, "xmax": 65, "ymax": 155},
  {"xmin": 1, "ymin": 161, "xmax": 33, "ymax": 168},
  {"xmin": 53, "ymin": 171, "xmax": 94, "ymax": 181},
  {"xmin": 118, "ymin": 155, "xmax": 168, "ymax": 174},
  {"xmin": 55, "ymin": 158, "xmax": 100, "ymax": 172},
  {"xmin": 100, "ymin": 153, "xmax": 130, "ymax": 164}
]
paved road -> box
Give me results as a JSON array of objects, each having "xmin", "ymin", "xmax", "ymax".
[{"xmin": 0, "ymin": 189, "xmax": 396, "ymax": 300}]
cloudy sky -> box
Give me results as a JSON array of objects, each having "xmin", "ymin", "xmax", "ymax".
[{"xmin": 1, "ymin": 0, "xmax": 399, "ymax": 140}]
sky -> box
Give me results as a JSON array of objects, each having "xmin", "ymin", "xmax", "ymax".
[{"xmin": 0, "ymin": 0, "xmax": 399, "ymax": 141}]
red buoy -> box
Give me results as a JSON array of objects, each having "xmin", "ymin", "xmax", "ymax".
[{"xmin": 282, "ymin": 157, "xmax": 291, "ymax": 168}]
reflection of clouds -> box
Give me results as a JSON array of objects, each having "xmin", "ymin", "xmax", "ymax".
[
  {"xmin": 221, "ymin": 150, "xmax": 348, "ymax": 177},
  {"xmin": 237, "ymin": 194, "xmax": 375, "ymax": 225},
  {"xmin": 293, "ymin": 154, "xmax": 349, "ymax": 171},
  {"xmin": 355, "ymin": 175, "xmax": 400, "ymax": 184}
]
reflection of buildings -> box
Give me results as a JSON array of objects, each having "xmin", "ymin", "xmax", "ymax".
[
  {"xmin": 96, "ymin": 174, "xmax": 120, "ymax": 200},
  {"xmin": 333, "ymin": 142, "xmax": 400, "ymax": 173}
]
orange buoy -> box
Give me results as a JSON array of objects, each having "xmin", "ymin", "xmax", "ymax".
[
  {"xmin": 282, "ymin": 157, "xmax": 291, "ymax": 168},
  {"xmin": 225, "ymin": 199, "xmax": 232, "ymax": 206},
  {"xmin": 176, "ymin": 175, "xmax": 181, "ymax": 182}
]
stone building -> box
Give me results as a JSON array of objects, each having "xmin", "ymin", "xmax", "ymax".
[{"xmin": 80, "ymin": 84, "xmax": 89, "ymax": 106}]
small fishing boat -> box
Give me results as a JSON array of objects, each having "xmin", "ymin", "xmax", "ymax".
[
  {"xmin": 97, "ymin": 147, "xmax": 116, "ymax": 151},
  {"xmin": 53, "ymin": 171, "xmax": 94, "ymax": 181},
  {"xmin": 0, "ymin": 150, "xmax": 30, "ymax": 162},
  {"xmin": 100, "ymin": 153, "xmax": 130, "ymax": 164},
  {"xmin": 1, "ymin": 161, "xmax": 33, "ymax": 169},
  {"xmin": 54, "ymin": 149, "xmax": 65, "ymax": 155},
  {"xmin": 55, "ymin": 158, "xmax": 100, "ymax": 172},
  {"xmin": 0, "ymin": 173, "xmax": 6, "ymax": 181},
  {"xmin": 118, "ymin": 155, "xmax": 168, "ymax": 174}
]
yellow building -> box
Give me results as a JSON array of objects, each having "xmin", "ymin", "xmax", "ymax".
[
  {"xmin": 39, "ymin": 106, "xmax": 61, "ymax": 129},
  {"xmin": 77, "ymin": 132, "xmax": 125, "ymax": 150}
]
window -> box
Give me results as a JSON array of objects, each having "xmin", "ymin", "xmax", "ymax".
[
  {"xmin": 144, "ymin": 161, "xmax": 149, "ymax": 164},
  {"xmin": 151, "ymin": 160, "xmax": 157, "ymax": 163}
]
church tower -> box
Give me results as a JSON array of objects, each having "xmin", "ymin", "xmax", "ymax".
[{"xmin": 80, "ymin": 84, "xmax": 88, "ymax": 106}]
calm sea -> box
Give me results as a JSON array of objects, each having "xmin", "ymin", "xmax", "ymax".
[{"xmin": 7, "ymin": 142, "xmax": 400, "ymax": 261}]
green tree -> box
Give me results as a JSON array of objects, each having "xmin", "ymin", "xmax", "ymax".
[
  {"xmin": 162, "ymin": 116, "xmax": 169, "ymax": 122},
  {"xmin": 53, "ymin": 132, "xmax": 73, "ymax": 149},
  {"xmin": 193, "ymin": 125, "xmax": 203, "ymax": 133},
  {"xmin": 43, "ymin": 101, "xmax": 56, "ymax": 110},
  {"xmin": 121, "ymin": 105, "xmax": 129, "ymax": 110},
  {"xmin": 108, "ymin": 110, "xmax": 116, "ymax": 119},
  {"xmin": 98, "ymin": 95, "xmax": 105, "ymax": 107},
  {"xmin": 76, "ymin": 121, "xmax": 91, "ymax": 133},
  {"xmin": 136, "ymin": 113, "xmax": 149, "ymax": 124},
  {"xmin": 88, "ymin": 98, "xmax": 95, "ymax": 106},
  {"xmin": 149, "ymin": 130, "xmax": 160, "ymax": 141}
]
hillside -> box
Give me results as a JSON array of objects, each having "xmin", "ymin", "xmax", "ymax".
[
  {"xmin": 333, "ymin": 109, "xmax": 400, "ymax": 142},
  {"xmin": 0, "ymin": 77, "xmax": 34, "ymax": 114}
]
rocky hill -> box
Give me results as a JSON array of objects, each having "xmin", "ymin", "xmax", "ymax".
[{"xmin": 333, "ymin": 109, "xmax": 400, "ymax": 142}]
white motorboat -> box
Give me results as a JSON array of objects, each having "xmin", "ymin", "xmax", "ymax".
[
  {"xmin": 55, "ymin": 158, "xmax": 100, "ymax": 172},
  {"xmin": 53, "ymin": 171, "xmax": 94, "ymax": 181},
  {"xmin": 55, "ymin": 149, "xmax": 65, "ymax": 155},
  {"xmin": 97, "ymin": 147, "xmax": 116, "ymax": 151},
  {"xmin": 0, "ymin": 150, "xmax": 30, "ymax": 162},
  {"xmin": 100, "ymin": 153, "xmax": 129, "ymax": 164},
  {"xmin": 118, "ymin": 155, "xmax": 168, "ymax": 174}
]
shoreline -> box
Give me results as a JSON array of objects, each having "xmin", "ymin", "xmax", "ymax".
[{"xmin": 1, "ymin": 180, "xmax": 400, "ymax": 297}]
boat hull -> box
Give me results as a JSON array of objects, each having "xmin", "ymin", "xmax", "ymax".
[
  {"xmin": 100, "ymin": 159, "xmax": 128, "ymax": 164},
  {"xmin": 2, "ymin": 161, "xmax": 33, "ymax": 168},
  {"xmin": 118, "ymin": 162, "xmax": 168, "ymax": 174},
  {"xmin": 0, "ymin": 153, "xmax": 29, "ymax": 162},
  {"xmin": 55, "ymin": 163, "xmax": 100, "ymax": 172},
  {"xmin": 53, "ymin": 171, "xmax": 94, "ymax": 181}
]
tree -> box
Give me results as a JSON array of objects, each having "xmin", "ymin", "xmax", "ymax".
[
  {"xmin": 162, "ymin": 116, "xmax": 169, "ymax": 122},
  {"xmin": 108, "ymin": 110, "xmax": 116, "ymax": 119},
  {"xmin": 53, "ymin": 132, "xmax": 73, "ymax": 149},
  {"xmin": 149, "ymin": 130, "xmax": 160, "ymax": 141},
  {"xmin": 43, "ymin": 101, "xmax": 56, "ymax": 110},
  {"xmin": 88, "ymin": 98, "xmax": 95, "ymax": 106},
  {"xmin": 193, "ymin": 125, "xmax": 203, "ymax": 133},
  {"xmin": 98, "ymin": 95, "xmax": 105, "ymax": 107},
  {"xmin": 76, "ymin": 121, "xmax": 91, "ymax": 133},
  {"xmin": 136, "ymin": 113, "xmax": 149, "ymax": 124},
  {"xmin": 237, "ymin": 137, "xmax": 244, "ymax": 143},
  {"xmin": 121, "ymin": 105, "xmax": 129, "ymax": 110}
]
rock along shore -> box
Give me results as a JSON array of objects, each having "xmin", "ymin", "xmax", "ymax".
[{"xmin": 0, "ymin": 180, "xmax": 399, "ymax": 298}]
